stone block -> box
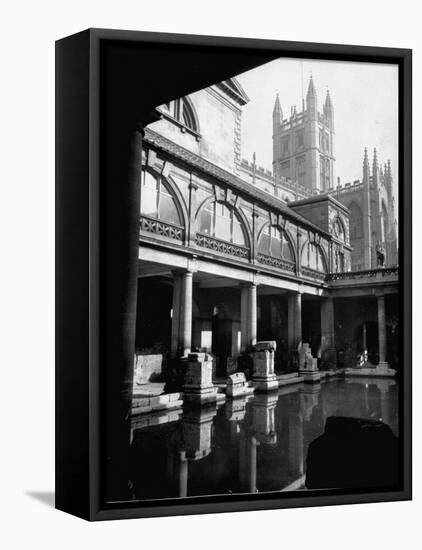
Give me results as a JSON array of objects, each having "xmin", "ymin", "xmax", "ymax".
[
  {"xmin": 150, "ymin": 394, "xmax": 170, "ymax": 407},
  {"xmin": 183, "ymin": 353, "xmax": 213, "ymax": 390},
  {"xmin": 134, "ymin": 354, "xmax": 163, "ymax": 384},
  {"xmin": 253, "ymin": 340, "xmax": 277, "ymax": 352}
]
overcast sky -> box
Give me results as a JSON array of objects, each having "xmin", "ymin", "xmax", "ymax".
[{"xmin": 236, "ymin": 57, "xmax": 398, "ymax": 207}]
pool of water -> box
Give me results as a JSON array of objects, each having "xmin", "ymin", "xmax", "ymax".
[{"xmin": 123, "ymin": 377, "xmax": 398, "ymax": 501}]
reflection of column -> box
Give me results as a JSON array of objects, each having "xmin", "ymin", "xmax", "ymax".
[
  {"xmin": 377, "ymin": 294, "xmax": 388, "ymax": 366},
  {"xmin": 248, "ymin": 283, "xmax": 257, "ymax": 348},
  {"xmin": 171, "ymin": 270, "xmax": 182, "ymax": 357},
  {"xmin": 180, "ymin": 270, "xmax": 193, "ymax": 357},
  {"xmin": 249, "ymin": 437, "xmax": 258, "ymax": 493},
  {"xmin": 178, "ymin": 452, "xmax": 188, "ymax": 498},
  {"xmin": 288, "ymin": 411, "xmax": 304, "ymax": 477}
]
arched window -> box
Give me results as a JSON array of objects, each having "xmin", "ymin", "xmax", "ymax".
[
  {"xmin": 159, "ymin": 97, "xmax": 199, "ymax": 133},
  {"xmin": 258, "ymin": 225, "xmax": 294, "ymax": 262},
  {"xmin": 301, "ymin": 241, "xmax": 327, "ymax": 272},
  {"xmin": 349, "ymin": 202, "xmax": 363, "ymax": 240},
  {"xmin": 332, "ymin": 217, "xmax": 345, "ymax": 241},
  {"xmin": 198, "ymin": 201, "xmax": 247, "ymax": 246},
  {"xmin": 140, "ymin": 170, "xmax": 182, "ymax": 227}
]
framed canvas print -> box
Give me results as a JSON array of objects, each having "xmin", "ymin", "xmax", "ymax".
[{"xmin": 55, "ymin": 28, "xmax": 412, "ymax": 521}]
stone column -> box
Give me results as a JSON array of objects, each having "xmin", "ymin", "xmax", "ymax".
[
  {"xmin": 320, "ymin": 297, "xmax": 336, "ymax": 369},
  {"xmin": 377, "ymin": 294, "xmax": 388, "ymax": 367},
  {"xmin": 288, "ymin": 293, "xmax": 295, "ymax": 350},
  {"xmin": 240, "ymin": 284, "xmax": 249, "ymax": 352},
  {"xmin": 294, "ymin": 292, "xmax": 302, "ymax": 346},
  {"xmin": 180, "ymin": 270, "xmax": 193, "ymax": 357},
  {"xmin": 248, "ymin": 283, "xmax": 257, "ymax": 348},
  {"xmin": 240, "ymin": 282, "xmax": 257, "ymax": 351},
  {"xmin": 171, "ymin": 270, "xmax": 182, "ymax": 357},
  {"xmin": 288, "ymin": 292, "xmax": 302, "ymax": 349}
]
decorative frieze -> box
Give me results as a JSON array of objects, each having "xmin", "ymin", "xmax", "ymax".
[
  {"xmin": 140, "ymin": 215, "xmax": 184, "ymax": 242},
  {"xmin": 195, "ymin": 232, "xmax": 249, "ymax": 259},
  {"xmin": 301, "ymin": 266, "xmax": 327, "ymax": 281},
  {"xmin": 257, "ymin": 252, "xmax": 296, "ymax": 273}
]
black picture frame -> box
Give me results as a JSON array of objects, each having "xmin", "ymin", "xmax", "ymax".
[{"xmin": 55, "ymin": 28, "xmax": 412, "ymax": 521}]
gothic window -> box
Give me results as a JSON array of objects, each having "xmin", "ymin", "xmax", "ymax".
[
  {"xmin": 296, "ymin": 132, "xmax": 304, "ymax": 148},
  {"xmin": 349, "ymin": 202, "xmax": 363, "ymax": 240},
  {"xmin": 332, "ymin": 217, "xmax": 345, "ymax": 241},
  {"xmin": 258, "ymin": 225, "xmax": 294, "ymax": 261},
  {"xmin": 282, "ymin": 138, "xmax": 289, "ymax": 154},
  {"xmin": 140, "ymin": 170, "xmax": 182, "ymax": 227},
  {"xmin": 338, "ymin": 251, "xmax": 345, "ymax": 272},
  {"xmin": 301, "ymin": 241, "xmax": 327, "ymax": 272},
  {"xmin": 159, "ymin": 97, "xmax": 199, "ymax": 133},
  {"xmin": 280, "ymin": 160, "xmax": 290, "ymax": 175},
  {"xmin": 296, "ymin": 155, "xmax": 306, "ymax": 187},
  {"xmin": 320, "ymin": 154, "xmax": 325, "ymax": 187},
  {"xmin": 198, "ymin": 201, "xmax": 247, "ymax": 247}
]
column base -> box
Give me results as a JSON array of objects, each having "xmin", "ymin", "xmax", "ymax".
[
  {"xmin": 345, "ymin": 362, "xmax": 397, "ymax": 378},
  {"xmin": 320, "ymin": 347, "xmax": 337, "ymax": 370},
  {"xmin": 182, "ymin": 386, "xmax": 226, "ymax": 406},
  {"xmin": 252, "ymin": 376, "xmax": 279, "ymax": 392},
  {"xmin": 298, "ymin": 370, "xmax": 324, "ymax": 383}
]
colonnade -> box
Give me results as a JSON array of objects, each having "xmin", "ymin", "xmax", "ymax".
[{"xmin": 166, "ymin": 269, "xmax": 390, "ymax": 370}]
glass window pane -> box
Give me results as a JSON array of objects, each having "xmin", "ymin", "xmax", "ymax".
[
  {"xmin": 199, "ymin": 207, "xmax": 212, "ymax": 235},
  {"xmin": 215, "ymin": 203, "xmax": 231, "ymax": 241},
  {"xmin": 158, "ymin": 193, "xmax": 180, "ymax": 225},
  {"xmin": 144, "ymin": 171, "xmax": 158, "ymax": 191},
  {"xmin": 318, "ymin": 249, "xmax": 327, "ymax": 272},
  {"xmin": 309, "ymin": 244, "xmax": 318, "ymax": 269},
  {"xmin": 258, "ymin": 227, "xmax": 270, "ymax": 254},
  {"xmin": 141, "ymin": 172, "xmax": 158, "ymax": 217},
  {"xmin": 282, "ymin": 239, "xmax": 294, "ymax": 262},
  {"xmin": 232, "ymin": 218, "xmax": 246, "ymax": 246},
  {"xmin": 270, "ymin": 227, "xmax": 282, "ymax": 257}
]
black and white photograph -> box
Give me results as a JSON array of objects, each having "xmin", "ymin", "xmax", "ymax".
[{"xmin": 97, "ymin": 49, "xmax": 405, "ymax": 506}]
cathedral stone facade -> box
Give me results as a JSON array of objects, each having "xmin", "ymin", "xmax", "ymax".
[{"xmin": 240, "ymin": 76, "xmax": 398, "ymax": 271}]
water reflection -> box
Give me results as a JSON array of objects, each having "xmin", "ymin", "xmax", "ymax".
[{"xmin": 122, "ymin": 378, "xmax": 398, "ymax": 502}]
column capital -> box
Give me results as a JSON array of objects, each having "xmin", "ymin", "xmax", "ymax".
[{"xmin": 240, "ymin": 281, "xmax": 258, "ymax": 288}]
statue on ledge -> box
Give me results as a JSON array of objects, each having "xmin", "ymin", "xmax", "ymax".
[{"xmin": 376, "ymin": 242, "xmax": 385, "ymax": 267}]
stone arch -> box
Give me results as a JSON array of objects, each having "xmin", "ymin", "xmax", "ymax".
[
  {"xmin": 140, "ymin": 167, "xmax": 189, "ymax": 232},
  {"xmin": 300, "ymin": 238, "xmax": 328, "ymax": 272},
  {"xmin": 257, "ymin": 221, "xmax": 297, "ymax": 266},
  {"xmin": 181, "ymin": 96, "xmax": 200, "ymax": 134},
  {"xmin": 195, "ymin": 196, "xmax": 252, "ymax": 249}
]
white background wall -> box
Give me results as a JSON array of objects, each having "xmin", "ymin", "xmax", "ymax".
[{"xmin": 0, "ymin": 1, "xmax": 419, "ymax": 548}]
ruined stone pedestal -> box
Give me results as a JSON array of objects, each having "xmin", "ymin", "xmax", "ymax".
[
  {"xmin": 226, "ymin": 372, "xmax": 254, "ymax": 398},
  {"xmin": 182, "ymin": 352, "xmax": 225, "ymax": 405},
  {"xmin": 298, "ymin": 343, "xmax": 323, "ymax": 383},
  {"xmin": 346, "ymin": 361, "xmax": 396, "ymax": 378},
  {"xmin": 251, "ymin": 341, "xmax": 278, "ymax": 392}
]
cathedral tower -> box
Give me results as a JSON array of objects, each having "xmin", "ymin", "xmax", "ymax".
[{"xmin": 272, "ymin": 77, "xmax": 335, "ymax": 193}]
